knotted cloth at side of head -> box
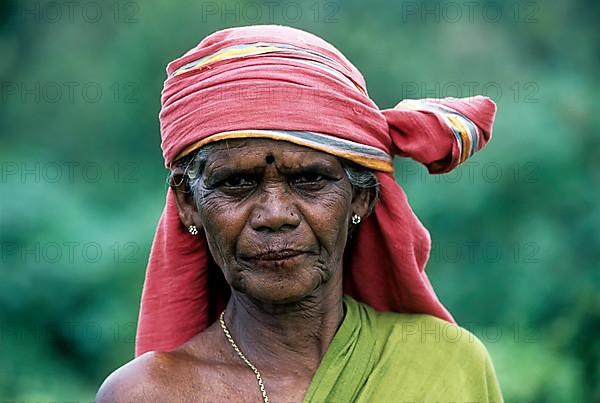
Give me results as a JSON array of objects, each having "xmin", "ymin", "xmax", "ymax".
[
  {"xmin": 135, "ymin": 24, "xmax": 497, "ymax": 357},
  {"xmin": 384, "ymin": 96, "xmax": 496, "ymax": 173}
]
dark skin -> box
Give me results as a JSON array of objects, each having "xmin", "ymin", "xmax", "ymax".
[{"xmin": 96, "ymin": 139, "xmax": 372, "ymax": 402}]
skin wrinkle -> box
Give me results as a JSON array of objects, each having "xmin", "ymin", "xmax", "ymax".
[
  {"xmin": 108, "ymin": 138, "xmax": 378, "ymax": 402},
  {"xmin": 188, "ymin": 141, "xmax": 356, "ymax": 379},
  {"xmin": 196, "ymin": 142, "xmax": 350, "ymax": 304},
  {"xmin": 171, "ymin": 139, "xmax": 379, "ymax": 304},
  {"xmin": 173, "ymin": 141, "xmax": 380, "ymax": 216},
  {"xmin": 169, "ymin": 139, "xmax": 378, "ymax": 304},
  {"xmin": 95, "ymin": 139, "xmax": 380, "ymax": 402}
]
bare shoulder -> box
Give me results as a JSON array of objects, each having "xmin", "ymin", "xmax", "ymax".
[
  {"xmin": 96, "ymin": 350, "xmax": 189, "ymax": 402},
  {"xmin": 96, "ymin": 328, "xmax": 225, "ymax": 402}
]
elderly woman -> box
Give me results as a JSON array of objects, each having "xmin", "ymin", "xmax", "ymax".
[{"xmin": 97, "ymin": 25, "xmax": 502, "ymax": 402}]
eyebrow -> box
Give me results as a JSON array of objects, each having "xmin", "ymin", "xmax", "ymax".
[
  {"xmin": 204, "ymin": 159, "xmax": 342, "ymax": 182},
  {"xmin": 203, "ymin": 165, "xmax": 263, "ymax": 184},
  {"xmin": 282, "ymin": 161, "xmax": 342, "ymax": 177}
]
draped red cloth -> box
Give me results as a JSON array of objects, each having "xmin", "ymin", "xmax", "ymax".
[{"xmin": 136, "ymin": 25, "xmax": 496, "ymax": 356}]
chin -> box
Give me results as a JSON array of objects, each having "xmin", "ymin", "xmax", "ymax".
[{"xmin": 236, "ymin": 268, "xmax": 326, "ymax": 305}]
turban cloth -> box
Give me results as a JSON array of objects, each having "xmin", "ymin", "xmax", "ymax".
[{"xmin": 136, "ymin": 25, "xmax": 497, "ymax": 356}]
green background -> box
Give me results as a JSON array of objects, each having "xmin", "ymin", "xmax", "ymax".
[{"xmin": 1, "ymin": 0, "xmax": 598, "ymax": 401}]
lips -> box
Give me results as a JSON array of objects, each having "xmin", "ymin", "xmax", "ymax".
[{"xmin": 246, "ymin": 249, "xmax": 310, "ymax": 261}]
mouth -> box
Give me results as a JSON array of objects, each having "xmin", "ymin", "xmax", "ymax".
[
  {"xmin": 239, "ymin": 248, "xmax": 318, "ymax": 270},
  {"xmin": 247, "ymin": 249, "xmax": 310, "ymax": 261}
]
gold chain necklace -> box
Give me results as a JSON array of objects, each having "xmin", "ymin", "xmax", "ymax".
[{"xmin": 219, "ymin": 311, "xmax": 270, "ymax": 403}]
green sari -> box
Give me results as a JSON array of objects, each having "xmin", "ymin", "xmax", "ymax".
[{"xmin": 304, "ymin": 295, "xmax": 504, "ymax": 402}]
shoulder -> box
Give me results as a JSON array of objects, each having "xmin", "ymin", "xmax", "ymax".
[
  {"xmin": 387, "ymin": 313, "xmax": 504, "ymax": 399},
  {"xmin": 375, "ymin": 310, "xmax": 495, "ymax": 365},
  {"xmin": 347, "ymin": 297, "xmax": 492, "ymax": 361},
  {"xmin": 362, "ymin": 307, "xmax": 503, "ymax": 399},
  {"xmin": 96, "ymin": 350, "xmax": 191, "ymax": 402}
]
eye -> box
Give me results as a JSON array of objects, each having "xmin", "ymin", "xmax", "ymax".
[
  {"xmin": 221, "ymin": 175, "xmax": 257, "ymax": 188},
  {"xmin": 290, "ymin": 172, "xmax": 328, "ymax": 190}
]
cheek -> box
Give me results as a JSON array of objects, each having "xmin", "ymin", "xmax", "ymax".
[
  {"xmin": 301, "ymin": 184, "xmax": 353, "ymax": 255},
  {"xmin": 195, "ymin": 190, "xmax": 247, "ymax": 268},
  {"xmin": 196, "ymin": 181, "xmax": 353, "ymax": 269}
]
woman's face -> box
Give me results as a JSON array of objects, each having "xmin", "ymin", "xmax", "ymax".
[{"xmin": 173, "ymin": 138, "xmax": 370, "ymax": 304}]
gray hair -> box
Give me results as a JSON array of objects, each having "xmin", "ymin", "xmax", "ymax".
[{"xmin": 170, "ymin": 144, "xmax": 380, "ymax": 216}]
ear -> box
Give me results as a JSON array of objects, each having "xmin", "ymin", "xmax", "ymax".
[
  {"xmin": 350, "ymin": 186, "xmax": 374, "ymax": 221},
  {"xmin": 169, "ymin": 168, "xmax": 202, "ymax": 230}
]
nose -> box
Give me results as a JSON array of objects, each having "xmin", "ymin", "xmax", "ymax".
[{"xmin": 249, "ymin": 186, "xmax": 301, "ymax": 233}]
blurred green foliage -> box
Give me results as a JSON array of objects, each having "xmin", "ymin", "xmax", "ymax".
[{"xmin": 1, "ymin": 0, "xmax": 598, "ymax": 401}]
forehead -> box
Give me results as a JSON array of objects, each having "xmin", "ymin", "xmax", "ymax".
[{"xmin": 203, "ymin": 138, "xmax": 341, "ymax": 167}]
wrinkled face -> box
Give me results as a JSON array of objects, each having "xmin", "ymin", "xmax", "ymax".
[{"xmin": 174, "ymin": 138, "xmax": 368, "ymax": 304}]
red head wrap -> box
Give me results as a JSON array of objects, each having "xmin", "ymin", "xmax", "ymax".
[{"xmin": 136, "ymin": 25, "xmax": 497, "ymax": 356}]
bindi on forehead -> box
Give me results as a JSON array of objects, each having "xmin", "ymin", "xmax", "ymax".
[{"xmin": 205, "ymin": 141, "xmax": 343, "ymax": 174}]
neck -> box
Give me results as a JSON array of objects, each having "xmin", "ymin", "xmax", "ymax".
[{"xmin": 222, "ymin": 274, "xmax": 345, "ymax": 377}]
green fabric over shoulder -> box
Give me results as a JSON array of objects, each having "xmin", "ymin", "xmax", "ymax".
[{"xmin": 304, "ymin": 295, "xmax": 504, "ymax": 403}]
